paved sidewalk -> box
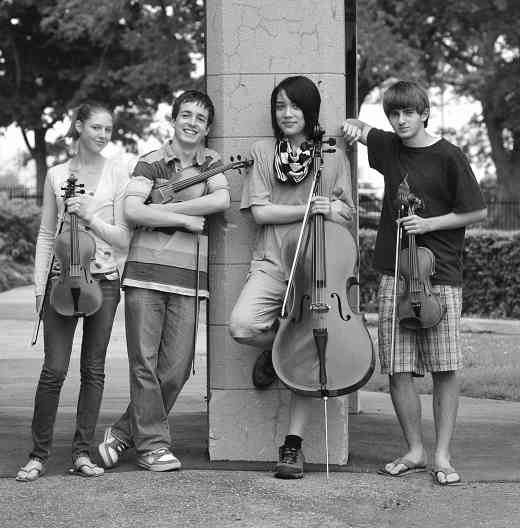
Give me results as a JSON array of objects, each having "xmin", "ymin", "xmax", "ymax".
[{"xmin": 1, "ymin": 286, "xmax": 520, "ymax": 527}]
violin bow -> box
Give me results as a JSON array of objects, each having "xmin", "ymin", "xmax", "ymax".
[
  {"xmin": 390, "ymin": 176, "xmax": 411, "ymax": 374},
  {"xmin": 191, "ymin": 233, "xmax": 200, "ymax": 376},
  {"xmin": 280, "ymin": 172, "xmax": 319, "ymax": 318}
]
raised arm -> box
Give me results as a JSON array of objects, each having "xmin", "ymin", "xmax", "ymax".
[{"xmin": 342, "ymin": 118, "xmax": 373, "ymax": 146}]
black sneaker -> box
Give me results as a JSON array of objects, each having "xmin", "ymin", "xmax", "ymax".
[
  {"xmin": 252, "ymin": 350, "xmax": 277, "ymax": 388},
  {"xmin": 274, "ymin": 445, "xmax": 304, "ymax": 479}
]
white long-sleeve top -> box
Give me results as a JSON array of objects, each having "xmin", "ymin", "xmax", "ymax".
[{"xmin": 34, "ymin": 156, "xmax": 133, "ymax": 296}]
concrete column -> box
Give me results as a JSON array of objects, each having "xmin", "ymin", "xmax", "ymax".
[{"xmin": 206, "ymin": 0, "xmax": 356, "ymax": 464}]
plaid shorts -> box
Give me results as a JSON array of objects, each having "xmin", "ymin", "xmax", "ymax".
[{"xmin": 378, "ymin": 274, "xmax": 463, "ymax": 375}]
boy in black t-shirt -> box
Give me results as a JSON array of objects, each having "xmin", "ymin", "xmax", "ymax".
[{"xmin": 342, "ymin": 81, "xmax": 486, "ymax": 485}]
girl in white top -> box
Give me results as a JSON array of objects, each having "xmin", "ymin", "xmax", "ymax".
[{"xmin": 16, "ymin": 101, "xmax": 132, "ymax": 482}]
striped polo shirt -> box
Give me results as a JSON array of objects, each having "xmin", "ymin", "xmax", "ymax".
[{"xmin": 122, "ymin": 139, "xmax": 229, "ymax": 297}]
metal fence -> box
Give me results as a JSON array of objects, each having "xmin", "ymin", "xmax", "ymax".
[{"xmin": 0, "ymin": 185, "xmax": 40, "ymax": 201}]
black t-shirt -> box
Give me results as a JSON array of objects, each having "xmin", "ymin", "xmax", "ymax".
[{"xmin": 367, "ymin": 128, "xmax": 486, "ymax": 286}]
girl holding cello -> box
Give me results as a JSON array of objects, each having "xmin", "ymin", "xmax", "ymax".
[
  {"xmin": 16, "ymin": 102, "xmax": 132, "ymax": 481},
  {"xmin": 229, "ymin": 76, "xmax": 356, "ymax": 479}
]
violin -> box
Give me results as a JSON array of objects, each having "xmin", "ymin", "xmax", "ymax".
[
  {"xmin": 395, "ymin": 181, "xmax": 445, "ymax": 329},
  {"xmin": 50, "ymin": 173, "xmax": 103, "ymax": 317},
  {"xmin": 272, "ymin": 128, "xmax": 375, "ymax": 399},
  {"xmin": 148, "ymin": 155, "xmax": 252, "ymax": 204}
]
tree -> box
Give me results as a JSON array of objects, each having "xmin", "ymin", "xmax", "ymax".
[
  {"xmin": 357, "ymin": 0, "xmax": 426, "ymax": 106},
  {"xmin": 375, "ymin": 0, "xmax": 520, "ymax": 201},
  {"xmin": 0, "ymin": 0, "xmax": 204, "ymax": 202}
]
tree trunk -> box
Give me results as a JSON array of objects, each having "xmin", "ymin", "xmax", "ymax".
[
  {"xmin": 482, "ymin": 105, "xmax": 520, "ymax": 228},
  {"xmin": 33, "ymin": 128, "xmax": 48, "ymax": 206},
  {"xmin": 494, "ymin": 158, "xmax": 520, "ymax": 200}
]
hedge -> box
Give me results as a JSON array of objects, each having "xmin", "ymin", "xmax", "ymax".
[
  {"xmin": 0, "ymin": 198, "xmax": 40, "ymax": 292},
  {"xmin": 359, "ymin": 228, "xmax": 520, "ymax": 318},
  {"xmin": 462, "ymin": 229, "xmax": 520, "ymax": 318},
  {"xmin": 0, "ymin": 197, "xmax": 40, "ymax": 264},
  {"xmin": 1, "ymin": 198, "xmax": 519, "ymax": 318}
]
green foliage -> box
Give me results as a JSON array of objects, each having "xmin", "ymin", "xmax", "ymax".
[
  {"xmin": 359, "ymin": 228, "xmax": 520, "ymax": 318},
  {"xmin": 0, "ymin": 0, "xmax": 204, "ymax": 194},
  {"xmin": 0, "ymin": 256, "xmax": 33, "ymax": 293},
  {"xmin": 357, "ymin": 0, "xmax": 426, "ymax": 105},
  {"xmin": 358, "ymin": 229, "xmax": 379, "ymax": 312},
  {"xmin": 0, "ymin": 197, "xmax": 40, "ymax": 292},
  {"xmin": 463, "ymin": 229, "xmax": 520, "ymax": 318},
  {"xmin": 373, "ymin": 0, "xmax": 520, "ymax": 199},
  {"xmin": 0, "ymin": 198, "xmax": 40, "ymax": 263}
]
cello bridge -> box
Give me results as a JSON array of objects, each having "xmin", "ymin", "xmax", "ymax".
[{"xmin": 310, "ymin": 302, "xmax": 330, "ymax": 313}]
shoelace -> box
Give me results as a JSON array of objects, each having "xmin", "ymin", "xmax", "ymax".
[
  {"xmin": 115, "ymin": 443, "xmax": 127, "ymax": 453},
  {"xmin": 280, "ymin": 446, "xmax": 298, "ymax": 464},
  {"xmin": 150, "ymin": 448, "xmax": 170, "ymax": 456},
  {"xmin": 110, "ymin": 436, "xmax": 129, "ymax": 452}
]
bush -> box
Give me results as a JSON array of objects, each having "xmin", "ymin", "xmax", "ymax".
[
  {"xmin": 0, "ymin": 256, "xmax": 34, "ymax": 292},
  {"xmin": 0, "ymin": 197, "xmax": 41, "ymax": 263},
  {"xmin": 463, "ymin": 229, "xmax": 520, "ymax": 318},
  {"xmin": 0, "ymin": 198, "xmax": 41, "ymax": 293},
  {"xmin": 358, "ymin": 229, "xmax": 378, "ymax": 312},
  {"xmin": 358, "ymin": 228, "xmax": 520, "ymax": 318}
]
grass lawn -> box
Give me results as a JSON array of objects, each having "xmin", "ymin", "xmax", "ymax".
[{"xmin": 363, "ymin": 331, "xmax": 520, "ymax": 401}]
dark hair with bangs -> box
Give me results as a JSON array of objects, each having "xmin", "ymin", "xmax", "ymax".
[
  {"xmin": 270, "ymin": 76, "xmax": 321, "ymax": 139},
  {"xmin": 68, "ymin": 101, "xmax": 112, "ymax": 140},
  {"xmin": 383, "ymin": 81, "xmax": 430, "ymax": 128},
  {"xmin": 172, "ymin": 90, "xmax": 215, "ymax": 126}
]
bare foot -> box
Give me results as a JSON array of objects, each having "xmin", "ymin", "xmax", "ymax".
[{"xmin": 380, "ymin": 449, "xmax": 427, "ymax": 476}]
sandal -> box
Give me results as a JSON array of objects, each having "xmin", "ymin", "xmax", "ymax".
[
  {"xmin": 16, "ymin": 458, "xmax": 46, "ymax": 482},
  {"xmin": 70, "ymin": 455, "xmax": 104, "ymax": 477},
  {"xmin": 378, "ymin": 456, "xmax": 427, "ymax": 477},
  {"xmin": 431, "ymin": 466, "xmax": 462, "ymax": 486}
]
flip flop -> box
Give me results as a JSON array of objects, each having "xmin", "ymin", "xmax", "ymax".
[
  {"xmin": 69, "ymin": 455, "xmax": 104, "ymax": 477},
  {"xmin": 16, "ymin": 459, "xmax": 46, "ymax": 482},
  {"xmin": 431, "ymin": 466, "xmax": 462, "ymax": 486},
  {"xmin": 378, "ymin": 457, "xmax": 427, "ymax": 477}
]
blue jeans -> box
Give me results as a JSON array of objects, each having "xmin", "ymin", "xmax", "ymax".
[
  {"xmin": 30, "ymin": 278, "xmax": 121, "ymax": 462},
  {"xmin": 112, "ymin": 287, "xmax": 196, "ymax": 455}
]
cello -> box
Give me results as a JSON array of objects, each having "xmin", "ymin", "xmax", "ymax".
[
  {"xmin": 271, "ymin": 127, "xmax": 375, "ymax": 472},
  {"xmin": 50, "ymin": 172, "xmax": 103, "ymax": 317}
]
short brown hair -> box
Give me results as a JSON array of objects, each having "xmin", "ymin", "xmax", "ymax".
[
  {"xmin": 172, "ymin": 90, "xmax": 215, "ymax": 126},
  {"xmin": 383, "ymin": 81, "xmax": 430, "ymax": 128}
]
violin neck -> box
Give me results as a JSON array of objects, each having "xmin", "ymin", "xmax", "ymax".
[{"xmin": 159, "ymin": 161, "xmax": 236, "ymax": 195}]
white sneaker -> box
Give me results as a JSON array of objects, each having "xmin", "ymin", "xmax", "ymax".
[
  {"xmin": 136, "ymin": 448, "xmax": 182, "ymax": 472},
  {"xmin": 97, "ymin": 427, "xmax": 129, "ymax": 468}
]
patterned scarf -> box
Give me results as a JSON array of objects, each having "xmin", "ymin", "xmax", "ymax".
[{"xmin": 273, "ymin": 139, "xmax": 313, "ymax": 184}]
